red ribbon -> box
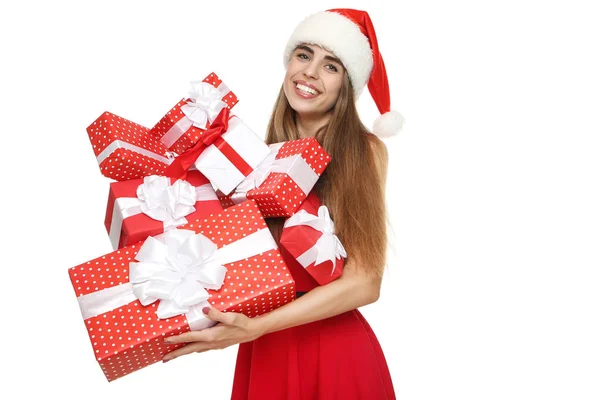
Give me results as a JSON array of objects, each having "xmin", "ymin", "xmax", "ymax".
[{"xmin": 164, "ymin": 108, "xmax": 253, "ymax": 180}]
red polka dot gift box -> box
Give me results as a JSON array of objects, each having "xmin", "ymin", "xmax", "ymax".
[
  {"xmin": 104, "ymin": 170, "xmax": 223, "ymax": 250},
  {"xmin": 149, "ymin": 72, "xmax": 239, "ymax": 156},
  {"xmin": 69, "ymin": 200, "xmax": 296, "ymax": 382},
  {"xmin": 87, "ymin": 112, "xmax": 171, "ymax": 181},
  {"xmin": 218, "ymin": 138, "xmax": 331, "ymax": 218},
  {"xmin": 279, "ymin": 191, "xmax": 346, "ymax": 286}
]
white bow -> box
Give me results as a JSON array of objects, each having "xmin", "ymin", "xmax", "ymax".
[
  {"xmin": 284, "ymin": 206, "xmax": 347, "ymax": 274},
  {"xmin": 180, "ymin": 81, "xmax": 227, "ymax": 128},
  {"xmin": 129, "ymin": 229, "xmax": 227, "ymax": 318},
  {"xmin": 136, "ymin": 175, "xmax": 197, "ymax": 225}
]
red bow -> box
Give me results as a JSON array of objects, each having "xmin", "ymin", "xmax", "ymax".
[{"xmin": 164, "ymin": 107, "xmax": 231, "ymax": 180}]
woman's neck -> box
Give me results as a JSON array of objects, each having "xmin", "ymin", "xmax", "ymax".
[{"xmin": 296, "ymin": 112, "xmax": 332, "ymax": 138}]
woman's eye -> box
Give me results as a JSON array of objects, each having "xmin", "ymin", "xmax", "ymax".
[
  {"xmin": 326, "ymin": 64, "xmax": 339, "ymax": 72},
  {"xmin": 296, "ymin": 53, "xmax": 309, "ymax": 60}
]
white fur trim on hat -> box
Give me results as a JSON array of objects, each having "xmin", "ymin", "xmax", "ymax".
[
  {"xmin": 373, "ymin": 110, "xmax": 404, "ymax": 137},
  {"xmin": 283, "ymin": 11, "xmax": 374, "ymax": 98}
]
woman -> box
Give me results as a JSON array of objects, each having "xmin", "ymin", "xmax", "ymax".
[{"xmin": 163, "ymin": 8, "xmax": 403, "ymax": 399}]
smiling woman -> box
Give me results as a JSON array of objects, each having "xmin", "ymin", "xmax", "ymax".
[
  {"xmin": 162, "ymin": 8, "xmax": 403, "ymax": 400},
  {"xmin": 283, "ymin": 44, "xmax": 345, "ymax": 123}
]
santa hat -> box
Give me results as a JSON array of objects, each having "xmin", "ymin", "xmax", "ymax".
[{"xmin": 283, "ymin": 8, "xmax": 404, "ymax": 137}]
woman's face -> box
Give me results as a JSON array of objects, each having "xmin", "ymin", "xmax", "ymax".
[{"xmin": 283, "ymin": 44, "xmax": 345, "ymax": 118}]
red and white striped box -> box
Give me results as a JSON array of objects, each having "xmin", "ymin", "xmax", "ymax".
[
  {"xmin": 104, "ymin": 170, "xmax": 223, "ymax": 250},
  {"xmin": 69, "ymin": 200, "xmax": 296, "ymax": 382},
  {"xmin": 218, "ymin": 138, "xmax": 331, "ymax": 217},
  {"xmin": 87, "ymin": 112, "xmax": 171, "ymax": 181},
  {"xmin": 149, "ymin": 72, "xmax": 239, "ymax": 155}
]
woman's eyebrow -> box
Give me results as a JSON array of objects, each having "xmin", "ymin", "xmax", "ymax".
[
  {"xmin": 296, "ymin": 45, "xmax": 314, "ymax": 54},
  {"xmin": 324, "ymin": 55, "xmax": 343, "ymax": 65},
  {"xmin": 296, "ymin": 45, "xmax": 343, "ymax": 66}
]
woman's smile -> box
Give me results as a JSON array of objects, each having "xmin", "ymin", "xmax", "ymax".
[{"xmin": 294, "ymin": 80, "xmax": 320, "ymax": 98}]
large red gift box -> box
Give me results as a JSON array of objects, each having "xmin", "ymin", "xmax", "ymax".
[
  {"xmin": 87, "ymin": 112, "xmax": 171, "ymax": 181},
  {"xmin": 149, "ymin": 72, "xmax": 239, "ymax": 155},
  {"xmin": 104, "ymin": 170, "xmax": 223, "ymax": 249},
  {"xmin": 218, "ymin": 138, "xmax": 331, "ymax": 217},
  {"xmin": 279, "ymin": 192, "xmax": 346, "ymax": 285},
  {"xmin": 69, "ymin": 200, "xmax": 296, "ymax": 382}
]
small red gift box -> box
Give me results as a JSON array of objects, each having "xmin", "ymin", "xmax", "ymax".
[
  {"xmin": 218, "ymin": 138, "xmax": 331, "ymax": 217},
  {"xmin": 70, "ymin": 200, "xmax": 296, "ymax": 382},
  {"xmin": 104, "ymin": 170, "xmax": 223, "ymax": 249},
  {"xmin": 149, "ymin": 72, "xmax": 239, "ymax": 155},
  {"xmin": 87, "ymin": 112, "xmax": 171, "ymax": 181},
  {"xmin": 279, "ymin": 192, "xmax": 346, "ymax": 285}
]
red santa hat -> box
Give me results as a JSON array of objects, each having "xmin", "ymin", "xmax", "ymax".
[{"xmin": 283, "ymin": 8, "xmax": 404, "ymax": 137}]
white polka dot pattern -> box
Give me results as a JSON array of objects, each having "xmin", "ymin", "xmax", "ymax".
[
  {"xmin": 87, "ymin": 112, "xmax": 170, "ymax": 181},
  {"xmin": 218, "ymin": 138, "xmax": 331, "ymax": 217},
  {"xmin": 149, "ymin": 72, "xmax": 239, "ymax": 155},
  {"xmin": 104, "ymin": 170, "xmax": 224, "ymax": 249},
  {"xmin": 68, "ymin": 199, "xmax": 295, "ymax": 382}
]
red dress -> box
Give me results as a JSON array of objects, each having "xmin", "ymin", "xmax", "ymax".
[{"xmin": 230, "ymin": 240, "xmax": 396, "ymax": 399}]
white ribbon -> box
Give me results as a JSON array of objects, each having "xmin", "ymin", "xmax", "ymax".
[
  {"xmin": 230, "ymin": 142, "xmax": 319, "ymax": 204},
  {"xmin": 108, "ymin": 176, "xmax": 218, "ymax": 249},
  {"xmin": 283, "ymin": 206, "xmax": 347, "ymax": 275},
  {"xmin": 160, "ymin": 118, "xmax": 194, "ymax": 149},
  {"xmin": 77, "ymin": 227, "xmax": 277, "ymax": 331},
  {"xmin": 96, "ymin": 140, "xmax": 172, "ymax": 165}
]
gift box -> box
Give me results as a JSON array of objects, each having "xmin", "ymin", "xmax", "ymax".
[
  {"xmin": 164, "ymin": 109, "xmax": 271, "ymax": 196},
  {"xmin": 280, "ymin": 192, "xmax": 346, "ymax": 285},
  {"xmin": 87, "ymin": 112, "xmax": 171, "ymax": 181},
  {"xmin": 105, "ymin": 170, "xmax": 223, "ymax": 250},
  {"xmin": 69, "ymin": 200, "xmax": 296, "ymax": 382},
  {"xmin": 218, "ymin": 138, "xmax": 331, "ymax": 217},
  {"xmin": 149, "ymin": 72, "xmax": 239, "ymax": 155}
]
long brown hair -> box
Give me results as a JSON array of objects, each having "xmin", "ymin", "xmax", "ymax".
[{"xmin": 266, "ymin": 73, "xmax": 388, "ymax": 276}]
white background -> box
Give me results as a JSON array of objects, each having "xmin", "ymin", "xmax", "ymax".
[{"xmin": 1, "ymin": 0, "xmax": 599, "ymax": 399}]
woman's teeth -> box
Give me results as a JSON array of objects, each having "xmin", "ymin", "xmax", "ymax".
[{"xmin": 296, "ymin": 83, "xmax": 318, "ymax": 95}]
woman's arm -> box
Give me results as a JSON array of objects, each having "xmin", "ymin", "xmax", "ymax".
[{"xmin": 254, "ymin": 260, "xmax": 381, "ymax": 335}]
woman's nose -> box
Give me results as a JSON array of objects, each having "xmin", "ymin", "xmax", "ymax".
[{"xmin": 303, "ymin": 61, "xmax": 319, "ymax": 79}]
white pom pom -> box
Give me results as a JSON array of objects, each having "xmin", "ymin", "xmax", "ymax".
[{"xmin": 372, "ymin": 110, "xmax": 404, "ymax": 137}]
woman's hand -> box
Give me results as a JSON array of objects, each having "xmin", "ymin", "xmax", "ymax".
[{"xmin": 162, "ymin": 306, "xmax": 263, "ymax": 362}]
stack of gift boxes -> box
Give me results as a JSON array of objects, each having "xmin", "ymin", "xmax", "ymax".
[{"xmin": 69, "ymin": 72, "xmax": 348, "ymax": 382}]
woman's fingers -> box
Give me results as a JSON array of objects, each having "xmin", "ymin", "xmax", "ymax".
[
  {"xmin": 161, "ymin": 308, "xmax": 249, "ymax": 362},
  {"xmin": 204, "ymin": 306, "xmax": 239, "ymax": 326},
  {"xmin": 162, "ymin": 343, "xmax": 209, "ymax": 362},
  {"xmin": 164, "ymin": 330, "xmax": 212, "ymax": 345}
]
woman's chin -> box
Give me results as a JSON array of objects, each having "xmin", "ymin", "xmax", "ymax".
[{"xmin": 289, "ymin": 101, "xmax": 326, "ymax": 117}]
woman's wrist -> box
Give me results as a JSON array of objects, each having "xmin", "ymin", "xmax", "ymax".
[{"xmin": 249, "ymin": 313, "xmax": 272, "ymax": 339}]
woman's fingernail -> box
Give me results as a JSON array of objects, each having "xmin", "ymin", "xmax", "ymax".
[{"xmin": 202, "ymin": 306, "xmax": 211, "ymax": 315}]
